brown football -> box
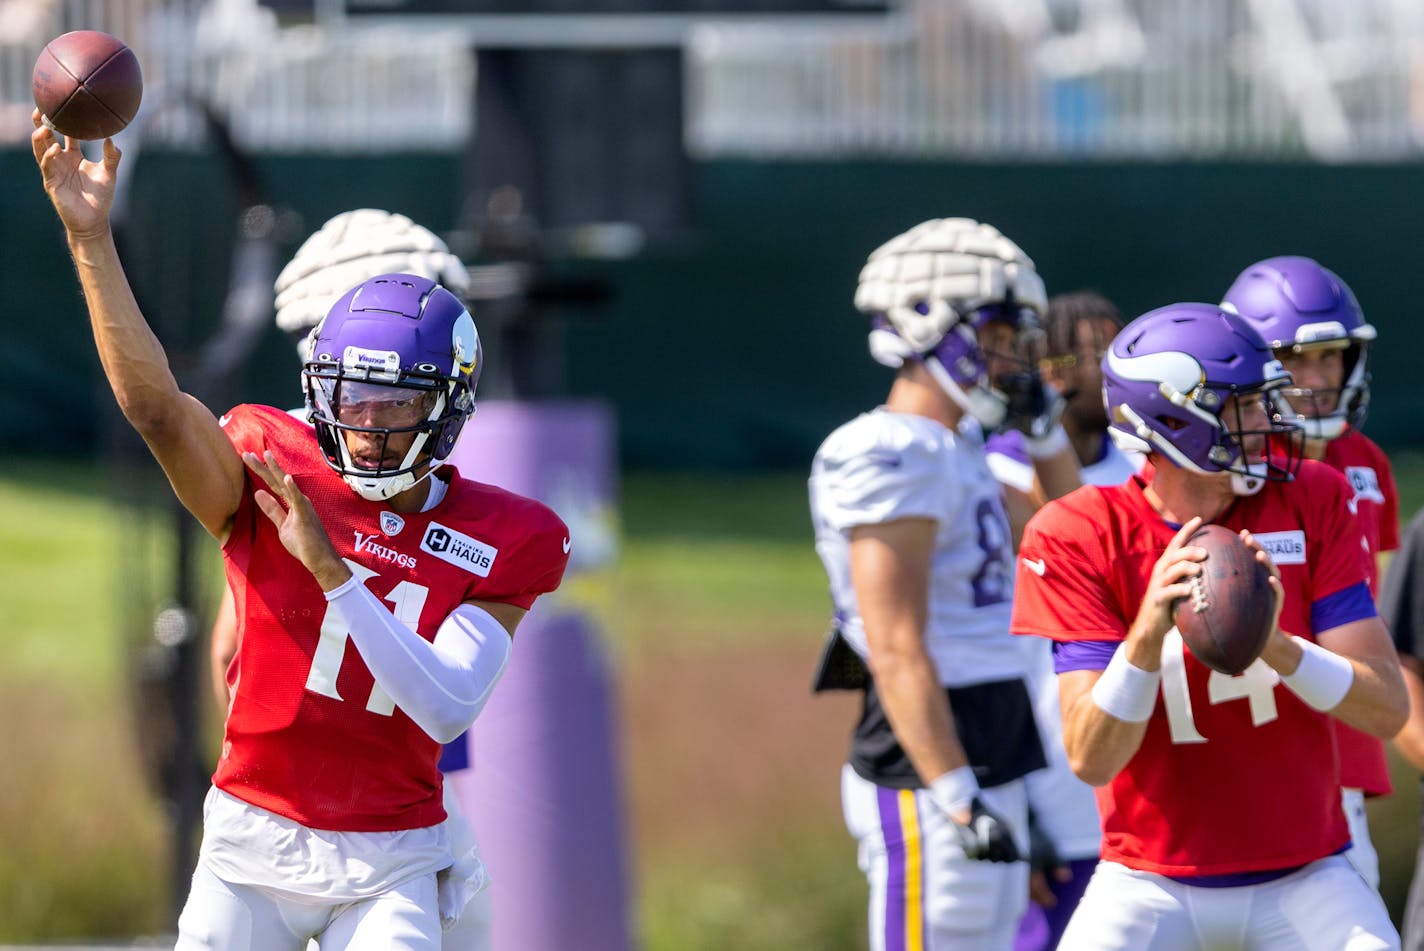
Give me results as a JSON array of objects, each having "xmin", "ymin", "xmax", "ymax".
[
  {"xmin": 32, "ymin": 30, "xmax": 143, "ymax": 140},
  {"xmin": 1173, "ymin": 524, "xmax": 1274, "ymax": 675}
]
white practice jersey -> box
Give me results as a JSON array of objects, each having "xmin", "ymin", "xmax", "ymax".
[
  {"xmin": 984, "ymin": 427, "xmax": 1143, "ymax": 494},
  {"xmin": 810, "ymin": 408, "xmax": 1027, "ymax": 688}
]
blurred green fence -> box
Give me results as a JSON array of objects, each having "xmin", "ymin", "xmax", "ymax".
[{"xmin": 5, "ymin": 150, "xmax": 1423, "ymax": 467}]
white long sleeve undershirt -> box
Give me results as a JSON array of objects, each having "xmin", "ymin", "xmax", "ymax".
[{"xmin": 324, "ymin": 575, "xmax": 512, "ymax": 743}]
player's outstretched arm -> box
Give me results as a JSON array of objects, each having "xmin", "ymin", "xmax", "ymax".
[
  {"xmin": 31, "ymin": 111, "xmax": 244, "ymax": 539},
  {"xmin": 1059, "ymin": 518, "xmax": 1206, "ymax": 786}
]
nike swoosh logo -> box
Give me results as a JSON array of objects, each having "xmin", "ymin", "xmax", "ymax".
[
  {"xmin": 1022, "ymin": 558, "xmax": 1046, "ymax": 577},
  {"xmin": 218, "ymin": 413, "xmax": 233, "ymax": 427},
  {"xmin": 562, "ymin": 537, "xmax": 572, "ymax": 554}
]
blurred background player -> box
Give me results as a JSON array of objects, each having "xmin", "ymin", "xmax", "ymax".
[
  {"xmin": 985, "ymin": 289, "xmax": 1135, "ymax": 950},
  {"xmin": 1222, "ymin": 255, "xmax": 1400, "ymax": 890},
  {"xmin": 207, "ymin": 208, "xmax": 495, "ymax": 948},
  {"xmin": 1379, "ymin": 507, "xmax": 1424, "ymax": 950},
  {"xmin": 809, "ymin": 217, "xmax": 1082, "ymax": 949},
  {"xmin": 34, "ymin": 114, "xmax": 569, "ymax": 948},
  {"xmin": 1012, "ymin": 301, "xmax": 1405, "ymax": 950}
]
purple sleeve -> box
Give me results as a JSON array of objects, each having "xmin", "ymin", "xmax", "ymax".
[
  {"xmin": 1053, "ymin": 639, "xmax": 1120, "ymax": 674},
  {"xmin": 1310, "ymin": 580, "xmax": 1377, "ymax": 635},
  {"xmin": 984, "ymin": 429, "xmax": 1031, "ymax": 466}
]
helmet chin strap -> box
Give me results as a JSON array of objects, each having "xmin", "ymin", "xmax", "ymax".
[
  {"xmin": 345, "ymin": 459, "xmax": 446, "ymax": 503},
  {"xmin": 340, "ymin": 431, "xmax": 440, "ymax": 502},
  {"xmin": 922, "ymin": 353, "xmax": 1007, "ymax": 430},
  {"xmin": 1229, "ymin": 469, "xmax": 1266, "ymax": 496},
  {"xmin": 1301, "ymin": 415, "xmax": 1347, "ymax": 441}
]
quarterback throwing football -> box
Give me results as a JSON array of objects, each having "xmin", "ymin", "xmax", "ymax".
[{"xmin": 32, "ymin": 114, "xmax": 568, "ymax": 948}]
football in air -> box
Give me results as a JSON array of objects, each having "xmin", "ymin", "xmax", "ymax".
[
  {"xmin": 33, "ymin": 30, "xmax": 143, "ymax": 140},
  {"xmin": 1173, "ymin": 524, "xmax": 1274, "ymax": 675}
]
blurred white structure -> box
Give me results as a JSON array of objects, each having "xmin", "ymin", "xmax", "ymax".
[
  {"xmin": 689, "ymin": 0, "xmax": 1424, "ymax": 160},
  {"xmin": 0, "ymin": 0, "xmax": 473, "ymax": 151},
  {"xmin": 3, "ymin": 0, "xmax": 1424, "ymax": 158}
]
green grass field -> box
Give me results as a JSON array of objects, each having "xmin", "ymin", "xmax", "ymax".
[{"xmin": 5, "ymin": 453, "xmax": 1424, "ymax": 944}]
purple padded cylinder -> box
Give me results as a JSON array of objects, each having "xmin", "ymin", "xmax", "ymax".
[{"xmin": 447, "ymin": 399, "xmax": 630, "ymax": 951}]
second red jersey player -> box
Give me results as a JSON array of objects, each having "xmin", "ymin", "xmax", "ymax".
[
  {"xmin": 1225, "ymin": 255, "xmax": 1401, "ymax": 884},
  {"xmin": 1009, "ymin": 302, "xmax": 1405, "ymax": 949}
]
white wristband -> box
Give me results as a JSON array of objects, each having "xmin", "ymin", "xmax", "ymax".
[
  {"xmin": 1281, "ymin": 636, "xmax": 1354, "ymax": 712},
  {"xmin": 1091, "ymin": 646, "xmax": 1161, "ymax": 722},
  {"xmin": 928, "ymin": 766, "xmax": 980, "ymax": 818},
  {"xmin": 1025, "ymin": 424, "xmax": 1070, "ymax": 459}
]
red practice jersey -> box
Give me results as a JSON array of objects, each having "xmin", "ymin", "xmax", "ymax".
[
  {"xmin": 214, "ymin": 405, "xmax": 569, "ymax": 832},
  {"xmin": 1012, "ymin": 462, "xmax": 1373, "ymax": 876},
  {"xmin": 1322, "ymin": 425, "xmax": 1400, "ymax": 796}
]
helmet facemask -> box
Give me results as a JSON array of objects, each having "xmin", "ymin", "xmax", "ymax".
[
  {"xmin": 1273, "ymin": 338, "xmax": 1372, "ymax": 441},
  {"xmin": 1205, "ymin": 385, "xmax": 1304, "ymax": 495},
  {"xmin": 907, "ymin": 303, "xmax": 1045, "ymax": 431},
  {"xmin": 1110, "ymin": 370, "xmax": 1303, "ymax": 496},
  {"xmin": 306, "ymin": 375, "xmax": 471, "ymax": 501}
]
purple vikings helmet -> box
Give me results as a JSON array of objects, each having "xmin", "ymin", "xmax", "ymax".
[
  {"xmin": 856, "ymin": 218, "xmax": 1049, "ymax": 430},
  {"xmin": 1102, "ymin": 303, "xmax": 1303, "ymax": 496},
  {"xmin": 1222, "ymin": 256, "xmax": 1375, "ymax": 440},
  {"xmin": 303, "ymin": 273, "xmax": 481, "ymax": 501}
]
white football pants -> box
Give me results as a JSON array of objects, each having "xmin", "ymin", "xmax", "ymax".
[
  {"xmin": 1058, "ymin": 855, "xmax": 1398, "ymax": 951},
  {"xmin": 176, "ymin": 863, "xmax": 441, "ymax": 951},
  {"xmin": 842, "ymin": 764, "xmax": 1029, "ymax": 951},
  {"xmin": 1342, "ymin": 786, "xmax": 1381, "ymax": 891}
]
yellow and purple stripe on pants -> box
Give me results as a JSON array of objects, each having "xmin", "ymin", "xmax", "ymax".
[{"xmin": 878, "ymin": 785, "xmax": 927, "ymax": 951}]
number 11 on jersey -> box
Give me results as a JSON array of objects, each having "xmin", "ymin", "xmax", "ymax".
[{"xmin": 304, "ymin": 559, "xmax": 431, "ymax": 716}]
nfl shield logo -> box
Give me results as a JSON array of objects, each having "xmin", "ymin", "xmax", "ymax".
[{"xmin": 380, "ymin": 511, "xmax": 405, "ymax": 537}]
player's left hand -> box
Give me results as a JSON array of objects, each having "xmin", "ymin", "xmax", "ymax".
[
  {"xmin": 30, "ymin": 108, "xmax": 117, "ymax": 241},
  {"xmin": 244, "ymin": 450, "xmax": 351, "ymax": 590},
  {"xmin": 1026, "ymin": 810, "xmax": 1068, "ymax": 906},
  {"xmin": 950, "ymin": 798, "xmax": 1022, "ymax": 863},
  {"xmin": 1128, "ymin": 516, "xmax": 1207, "ymax": 654},
  {"xmin": 997, "ymin": 372, "xmax": 1065, "ymax": 441}
]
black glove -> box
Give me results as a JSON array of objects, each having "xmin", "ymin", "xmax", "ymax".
[
  {"xmin": 950, "ymin": 797, "xmax": 1022, "ymax": 863},
  {"xmin": 1026, "ymin": 807, "xmax": 1062, "ymax": 874},
  {"xmin": 996, "ymin": 372, "xmax": 1065, "ymax": 441}
]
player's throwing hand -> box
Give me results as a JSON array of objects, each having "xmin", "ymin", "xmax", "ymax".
[{"xmin": 30, "ymin": 108, "xmax": 117, "ymax": 239}]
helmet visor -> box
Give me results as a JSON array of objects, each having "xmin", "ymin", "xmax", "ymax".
[{"xmin": 325, "ymin": 380, "xmax": 439, "ymax": 429}]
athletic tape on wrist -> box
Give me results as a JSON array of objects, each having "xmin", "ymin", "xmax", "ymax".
[
  {"xmin": 1025, "ymin": 424, "xmax": 1070, "ymax": 459},
  {"xmin": 1281, "ymin": 636, "xmax": 1354, "ymax": 711},
  {"xmin": 928, "ymin": 766, "xmax": 979, "ymax": 819},
  {"xmin": 1091, "ymin": 646, "xmax": 1161, "ymax": 722}
]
